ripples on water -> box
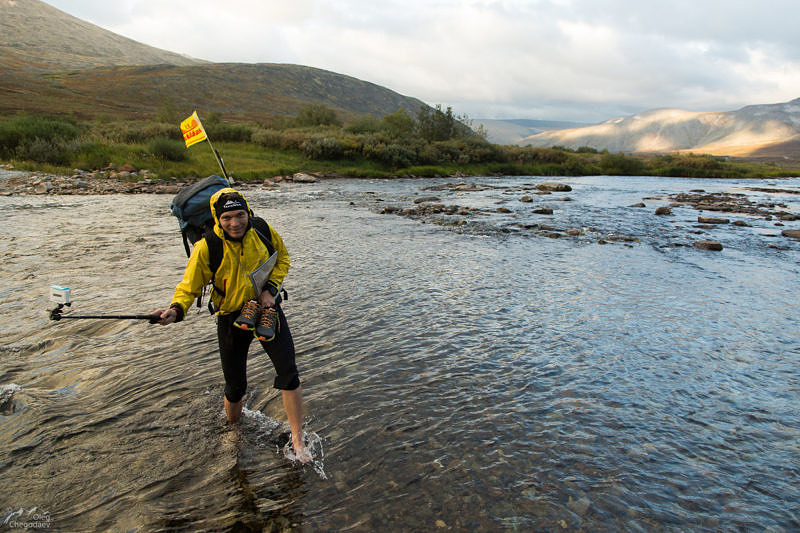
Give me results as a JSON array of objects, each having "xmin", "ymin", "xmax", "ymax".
[{"xmin": 1, "ymin": 175, "xmax": 799, "ymax": 531}]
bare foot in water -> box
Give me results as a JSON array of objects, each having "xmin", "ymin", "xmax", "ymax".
[{"xmin": 292, "ymin": 436, "xmax": 313, "ymax": 464}]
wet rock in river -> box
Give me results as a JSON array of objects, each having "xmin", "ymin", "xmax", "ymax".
[
  {"xmin": 732, "ymin": 220, "xmax": 751, "ymax": 227},
  {"xmin": 536, "ymin": 182, "xmax": 572, "ymax": 192},
  {"xmin": 629, "ymin": 202, "xmax": 646, "ymax": 208},
  {"xmin": 567, "ymin": 496, "xmax": 591, "ymax": 516},
  {"xmin": 414, "ymin": 196, "xmax": 441, "ymax": 204},
  {"xmin": 519, "ymin": 196, "xmax": 533, "ymax": 203},
  {"xmin": 655, "ymin": 206, "xmax": 672, "ymax": 216},
  {"xmin": 694, "ymin": 240, "xmax": 723, "ymax": 251},
  {"xmin": 782, "ymin": 229, "xmax": 800, "ymax": 239},
  {"xmin": 698, "ymin": 216, "xmax": 729, "ymax": 224},
  {"xmin": 532, "ymin": 207, "xmax": 554, "ymax": 215}
]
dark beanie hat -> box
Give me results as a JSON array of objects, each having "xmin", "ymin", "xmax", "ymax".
[{"xmin": 215, "ymin": 192, "xmax": 247, "ymax": 216}]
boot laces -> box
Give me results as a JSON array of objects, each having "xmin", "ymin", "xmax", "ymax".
[
  {"xmin": 239, "ymin": 300, "xmax": 260, "ymax": 321},
  {"xmin": 260, "ymin": 307, "xmax": 278, "ymax": 330}
]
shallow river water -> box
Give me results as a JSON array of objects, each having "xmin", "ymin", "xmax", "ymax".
[{"xmin": 1, "ymin": 174, "xmax": 799, "ymax": 531}]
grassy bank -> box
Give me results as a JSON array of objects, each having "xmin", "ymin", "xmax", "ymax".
[{"xmin": 2, "ymin": 109, "xmax": 799, "ymax": 180}]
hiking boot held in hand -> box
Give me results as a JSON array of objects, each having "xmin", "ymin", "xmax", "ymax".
[
  {"xmin": 234, "ymin": 300, "xmax": 261, "ymax": 331},
  {"xmin": 255, "ymin": 307, "xmax": 278, "ymax": 342}
]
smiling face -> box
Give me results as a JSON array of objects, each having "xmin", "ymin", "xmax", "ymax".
[{"xmin": 218, "ymin": 209, "xmax": 249, "ymax": 239}]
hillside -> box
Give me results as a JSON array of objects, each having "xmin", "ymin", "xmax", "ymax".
[
  {"xmin": 0, "ymin": 0, "xmax": 205, "ymax": 70},
  {"xmin": 520, "ymin": 99, "xmax": 800, "ymax": 159},
  {"xmin": 0, "ymin": 0, "xmax": 428, "ymax": 121}
]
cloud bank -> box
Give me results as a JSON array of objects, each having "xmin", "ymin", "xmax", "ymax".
[{"xmin": 47, "ymin": 0, "xmax": 800, "ymax": 122}]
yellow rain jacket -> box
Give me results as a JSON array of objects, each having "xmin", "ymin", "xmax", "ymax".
[{"xmin": 170, "ymin": 188, "xmax": 290, "ymax": 317}]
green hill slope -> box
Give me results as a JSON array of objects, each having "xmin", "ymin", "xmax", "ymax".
[{"xmin": 0, "ymin": 0, "xmax": 428, "ymax": 121}]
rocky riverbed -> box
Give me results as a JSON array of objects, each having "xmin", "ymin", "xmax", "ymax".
[
  {"xmin": 3, "ymin": 168, "xmax": 799, "ymax": 247},
  {"xmin": 371, "ymin": 178, "xmax": 800, "ymax": 248},
  {"xmin": 0, "ymin": 166, "xmax": 325, "ymax": 196}
]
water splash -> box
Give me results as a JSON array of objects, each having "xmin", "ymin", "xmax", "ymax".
[
  {"xmin": 0, "ymin": 384, "xmax": 22, "ymax": 411},
  {"xmin": 241, "ymin": 408, "xmax": 327, "ymax": 479},
  {"xmin": 283, "ymin": 431, "xmax": 327, "ymax": 480}
]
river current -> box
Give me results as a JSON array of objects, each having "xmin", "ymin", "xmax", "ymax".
[{"xmin": 1, "ymin": 174, "xmax": 799, "ymax": 531}]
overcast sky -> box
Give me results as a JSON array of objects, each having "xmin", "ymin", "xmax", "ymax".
[{"xmin": 46, "ymin": 0, "xmax": 800, "ymax": 123}]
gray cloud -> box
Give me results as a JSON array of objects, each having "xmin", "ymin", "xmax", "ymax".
[{"xmin": 45, "ymin": 0, "xmax": 800, "ymax": 122}]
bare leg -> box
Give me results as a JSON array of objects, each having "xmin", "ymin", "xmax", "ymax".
[
  {"xmin": 224, "ymin": 397, "xmax": 243, "ymax": 423},
  {"xmin": 282, "ymin": 387, "xmax": 311, "ymax": 462}
]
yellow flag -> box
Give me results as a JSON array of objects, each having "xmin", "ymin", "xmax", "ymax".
[{"xmin": 180, "ymin": 111, "xmax": 207, "ymax": 148}]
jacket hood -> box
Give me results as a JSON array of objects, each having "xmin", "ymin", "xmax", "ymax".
[{"xmin": 209, "ymin": 187, "xmax": 252, "ymax": 232}]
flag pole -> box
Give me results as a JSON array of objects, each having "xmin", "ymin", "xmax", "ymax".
[{"xmin": 204, "ymin": 137, "xmax": 231, "ymax": 186}]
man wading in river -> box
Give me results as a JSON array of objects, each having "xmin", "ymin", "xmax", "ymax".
[{"xmin": 152, "ymin": 188, "xmax": 311, "ymax": 462}]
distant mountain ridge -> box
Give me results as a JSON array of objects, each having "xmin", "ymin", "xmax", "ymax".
[
  {"xmin": 520, "ymin": 99, "xmax": 800, "ymax": 158},
  {"xmin": 0, "ymin": 0, "xmax": 428, "ymax": 121},
  {"xmin": 475, "ymin": 118, "xmax": 590, "ymax": 145}
]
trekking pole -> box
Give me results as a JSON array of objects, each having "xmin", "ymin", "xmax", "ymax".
[{"xmin": 47, "ymin": 286, "xmax": 161, "ymax": 324}]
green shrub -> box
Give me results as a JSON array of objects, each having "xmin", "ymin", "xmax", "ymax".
[
  {"xmin": 74, "ymin": 142, "xmax": 115, "ymax": 170},
  {"xmin": 148, "ymin": 137, "xmax": 187, "ymax": 161},
  {"xmin": 119, "ymin": 122, "xmax": 181, "ymax": 143},
  {"xmin": 400, "ymin": 166, "xmax": 449, "ymax": 177},
  {"xmin": 15, "ymin": 138, "xmax": 71, "ymax": 165},
  {"xmin": 0, "ymin": 114, "xmax": 82, "ymax": 158},
  {"xmin": 251, "ymin": 128, "xmax": 283, "ymax": 149},
  {"xmin": 294, "ymin": 104, "xmax": 342, "ymax": 127},
  {"xmin": 381, "ymin": 109, "xmax": 415, "ymax": 139},
  {"xmin": 206, "ymin": 123, "xmax": 254, "ymax": 142},
  {"xmin": 302, "ymin": 135, "xmax": 344, "ymax": 159},
  {"xmin": 486, "ymin": 162, "xmax": 529, "ymax": 175},
  {"xmin": 599, "ymin": 152, "xmax": 645, "ymax": 175},
  {"xmin": 345, "ymin": 115, "xmax": 382, "ymax": 134},
  {"xmin": 417, "ymin": 143, "xmax": 441, "ymax": 165},
  {"xmin": 377, "ymin": 143, "xmax": 416, "ymax": 168}
]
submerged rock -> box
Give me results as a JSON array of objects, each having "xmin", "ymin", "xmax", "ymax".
[
  {"xmin": 655, "ymin": 207, "xmax": 672, "ymax": 216},
  {"xmin": 694, "ymin": 240, "xmax": 723, "ymax": 251}
]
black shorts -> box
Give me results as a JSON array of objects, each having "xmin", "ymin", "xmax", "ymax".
[{"xmin": 217, "ymin": 304, "xmax": 299, "ymax": 403}]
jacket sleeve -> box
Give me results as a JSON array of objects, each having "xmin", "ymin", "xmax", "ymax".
[
  {"xmin": 170, "ymin": 239, "xmax": 213, "ymax": 316},
  {"xmin": 266, "ymin": 225, "xmax": 291, "ymax": 293}
]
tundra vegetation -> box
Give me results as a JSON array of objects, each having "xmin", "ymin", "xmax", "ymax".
[{"xmin": 0, "ymin": 105, "xmax": 797, "ymax": 180}]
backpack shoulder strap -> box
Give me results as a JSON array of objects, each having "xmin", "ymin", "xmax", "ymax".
[
  {"xmin": 205, "ymin": 229, "xmax": 224, "ymax": 279},
  {"xmin": 250, "ymin": 216, "xmax": 275, "ymax": 256}
]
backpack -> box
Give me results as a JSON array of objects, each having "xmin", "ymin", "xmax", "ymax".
[{"xmin": 170, "ymin": 175, "xmax": 229, "ymax": 257}]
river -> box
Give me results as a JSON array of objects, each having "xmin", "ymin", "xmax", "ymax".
[{"xmin": 1, "ymin": 174, "xmax": 799, "ymax": 531}]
